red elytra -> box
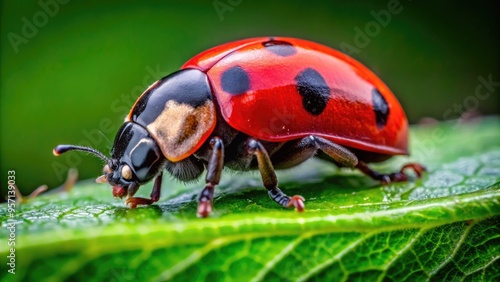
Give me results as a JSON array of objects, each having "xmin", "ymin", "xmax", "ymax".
[{"xmin": 183, "ymin": 37, "xmax": 408, "ymax": 156}]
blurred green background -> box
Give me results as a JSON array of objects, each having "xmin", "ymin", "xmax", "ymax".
[{"xmin": 1, "ymin": 0, "xmax": 498, "ymax": 195}]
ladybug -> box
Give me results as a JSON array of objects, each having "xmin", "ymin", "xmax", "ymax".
[{"xmin": 54, "ymin": 37, "xmax": 425, "ymax": 217}]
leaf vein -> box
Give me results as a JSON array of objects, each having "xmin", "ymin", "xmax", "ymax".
[
  {"xmin": 428, "ymin": 220, "xmax": 476, "ymax": 278},
  {"xmin": 296, "ymin": 231, "xmax": 376, "ymax": 282},
  {"xmin": 376, "ymin": 228, "xmax": 426, "ymax": 282},
  {"xmin": 250, "ymin": 233, "xmax": 311, "ymax": 282}
]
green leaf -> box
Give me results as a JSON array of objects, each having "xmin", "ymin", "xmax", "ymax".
[{"xmin": 1, "ymin": 117, "xmax": 499, "ymax": 282}]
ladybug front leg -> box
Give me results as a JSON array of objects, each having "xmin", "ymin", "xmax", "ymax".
[
  {"xmin": 197, "ymin": 137, "xmax": 224, "ymax": 218},
  {"xmin": 125, "ymin": 171, "xmax": 163, "ymax": 208},
  {"xmin": 246, "ymin": 138, "xmax": 305, "ymax": 212},
  {"xmin": 356, "ymin": 161, "xmax": 426, "ymax": 184}
]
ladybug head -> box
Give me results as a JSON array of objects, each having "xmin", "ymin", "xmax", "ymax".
[
  {"xmin": 53, "ymin": 69, "xmax": 217, "ymax": 196},
  {"xmin": 128, "ymin": 68, "xmax": 217, "ymax": 162},
  {"xmin": 53, "ymin": 122, "xmax": 165, "ymax": 198}
]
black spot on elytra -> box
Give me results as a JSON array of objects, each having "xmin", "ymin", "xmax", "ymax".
[
  {"xmin": 372, "ymin": 88, "xmax": 390, "ymax": 128},
  {"xmin": 220, "ymin": 66, "xmax": 250, "ymax": 95},
  {"xmin": 262, "ymin": 40, "xmax": 297, "ymax": 57},
  {"xmin": 295, "ymin": 68, "xmax": 331, "ymax": 115}
]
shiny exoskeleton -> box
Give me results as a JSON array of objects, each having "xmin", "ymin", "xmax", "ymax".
[{"xmin": 54, "ymin": 37, "xmax": 425, "ymax": 217}]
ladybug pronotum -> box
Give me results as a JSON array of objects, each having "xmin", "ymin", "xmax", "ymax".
[{"xmin": 54, "ymin": 37, "xmax": 425, "ymax": 217}]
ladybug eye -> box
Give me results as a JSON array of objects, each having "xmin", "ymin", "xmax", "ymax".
[
  {"xmin": 103, "ymin": 164, "xmax": 111, "ymax": 174},
  {"xmin": 121, "ymin": 165, "xmax": 133, "ymax": 180}
]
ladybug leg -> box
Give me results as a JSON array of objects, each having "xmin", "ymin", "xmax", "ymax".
[
  {"xmin": 309, "ymin": 136, "xmax": 359, "ymax": 167},
  {"xmin": 269, "ymin": 136, "xmax": 357, "ymax": 169},
  {"xmin": 246, "ymin": 138, "xmax": 305, "ymax": 212},
  {"xmin": 197, "ymin": 137, "xmax": 224, "ymax": 218},
  {"xmin": 125, "ymin": 172, "xmax": 163, "ymax": 208},
  {"xmin": 307, "ymin": 136, "xmax": 425, "ymax": 183},
  {"xmin": 356, "ymin": 161, "xmax": 426, "ymax": 184}
]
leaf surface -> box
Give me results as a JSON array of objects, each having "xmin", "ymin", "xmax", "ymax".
[{"xmin": 1, "ymin": 118, "xmax": 499, "ymax": 281}]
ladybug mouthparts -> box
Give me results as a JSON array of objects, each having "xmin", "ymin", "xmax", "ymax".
[
  {"xmin": 98, "ymin": 173, "xmax": 133, "ymax": 199},
  {"xmin": 112, "ymin": 186, "xmax": 127, "ymax": 198}
]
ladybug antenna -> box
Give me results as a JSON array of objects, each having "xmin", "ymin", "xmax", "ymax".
[{"xmin": 53, "ymin": 145, "xmax": 110, "ymax": 162}]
